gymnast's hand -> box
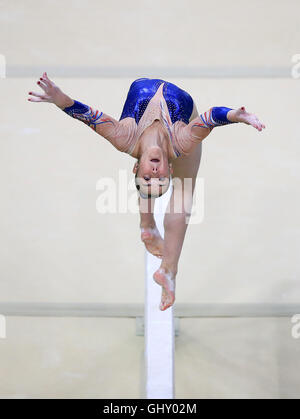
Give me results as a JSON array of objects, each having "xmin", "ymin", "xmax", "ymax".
[
  {"xmin": 27, "ymin": 72, "xmax": 73, "ymax": 109},
  {"xmin": 227, "ymin": 106, "xmax": 266, "ymax": 131}
]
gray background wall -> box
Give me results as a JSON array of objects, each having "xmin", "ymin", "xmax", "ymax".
[{"xmin": 0, "ymin": 0, "xmax": 299, "ymax": 398}]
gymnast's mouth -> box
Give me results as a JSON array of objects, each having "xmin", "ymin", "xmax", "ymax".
[{"xmin": 150, "ymin": 158, "xmax": 160, "ymax": 163}]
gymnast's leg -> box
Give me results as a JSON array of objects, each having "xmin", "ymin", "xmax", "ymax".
[
  {"xmin": 138, "ymin": 196, "xmax": 164, "ymax": 259},
  {"xmin": 154, "ymin": 142, "xmax": 202, "ymax": 310}
]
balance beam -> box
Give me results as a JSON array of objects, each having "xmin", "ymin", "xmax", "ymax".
[{"xmin": 144, "ymin": 185, "xmax": 175, "ymax": 399}]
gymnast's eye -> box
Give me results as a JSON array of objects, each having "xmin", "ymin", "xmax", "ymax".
[
  {"xmin": 159, "ymin": 177, "xmax": 166, "ymax": 182},
  {"xmin": 144, "ymin": 176, "xmax": 150, "ymax": 181}
]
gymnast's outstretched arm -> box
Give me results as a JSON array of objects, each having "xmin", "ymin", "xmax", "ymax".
[
  {"xmin": 178, "ymin": 106, "xmax": 266, "ymax": 155},
  {"xmin": 28, "ymin": 72, "xmax": 133, "ymax": 152}
]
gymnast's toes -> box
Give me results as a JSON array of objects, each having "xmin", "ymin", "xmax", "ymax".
[
  {"xmin": 153, "ymin": 268, "xmax": 176, "ymax": 311},
  {"xmin": 159, "ymin": 288, "xmax": 175, "ymax": 311},
  {"xmin": 141, "ymin": 227, "xmax": 164, "ymax": 258}
]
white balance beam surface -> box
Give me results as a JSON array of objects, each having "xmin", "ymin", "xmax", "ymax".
[{"xmin": 144, "ymin": 184, "xmax": 175, "ymax": 399}]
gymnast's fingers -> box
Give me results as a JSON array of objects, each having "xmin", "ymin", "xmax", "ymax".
[
  {"xmin": 27, "ymin": 96, "xmax": 47, "ymax": 103},
  {"xmin": 28, "ymin": 91, "xmax": 45, "ymax": 98},
  {"xmin": 40, "ymin": 75, "xmax": 51, "ymax": 88},
  {"xmin": 37, "ymin": 80, "xmax": 48, "ymax": 92},
  {"xmin": 28, "ymin": 90, "xmax": 52, "ymax": 102},
  {"xmin": 43, "ymin": 72, "xmax": 53, "ymax": 84},
  {"xmin": 257, "ymin": 118, "xmax": 266, "ymax": 130}
]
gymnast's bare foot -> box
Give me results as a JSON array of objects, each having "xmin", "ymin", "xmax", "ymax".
[
  {"xmin": 228, "ymin": 106, "xmax": 266, "ymax": 131},
  {"xmin": 141, "ymin": 226, "xmax": 164, "ymax": 259},
  {"xmin": 153, "ymin": 267, "xmax": 176, "ymax": 311}
]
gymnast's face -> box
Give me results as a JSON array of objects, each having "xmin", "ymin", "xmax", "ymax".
[{"xmin": 133, "ymin": 150, "xmax": 173, "ymax": 199}]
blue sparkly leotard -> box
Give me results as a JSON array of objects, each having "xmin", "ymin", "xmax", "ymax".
[
  {"xmin": 119, "ymin": 78, "xmax": 194, "ymax": 126},
  {"xmin": 62, "ymin": 77, "xmax": 234, "ymax": 157}
]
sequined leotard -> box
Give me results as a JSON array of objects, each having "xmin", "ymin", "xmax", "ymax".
[
  {"xmin": 119, "ymin": 78, "xmax": 195, "ymax": 157},
  {"xmin": 63, "ymin": 78, "xmax": 235, "ymax": 157}
]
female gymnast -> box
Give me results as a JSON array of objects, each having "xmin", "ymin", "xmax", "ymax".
[{"xmin": 28, "ymin": 73, "xmax": 265, "ymax": 311}]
